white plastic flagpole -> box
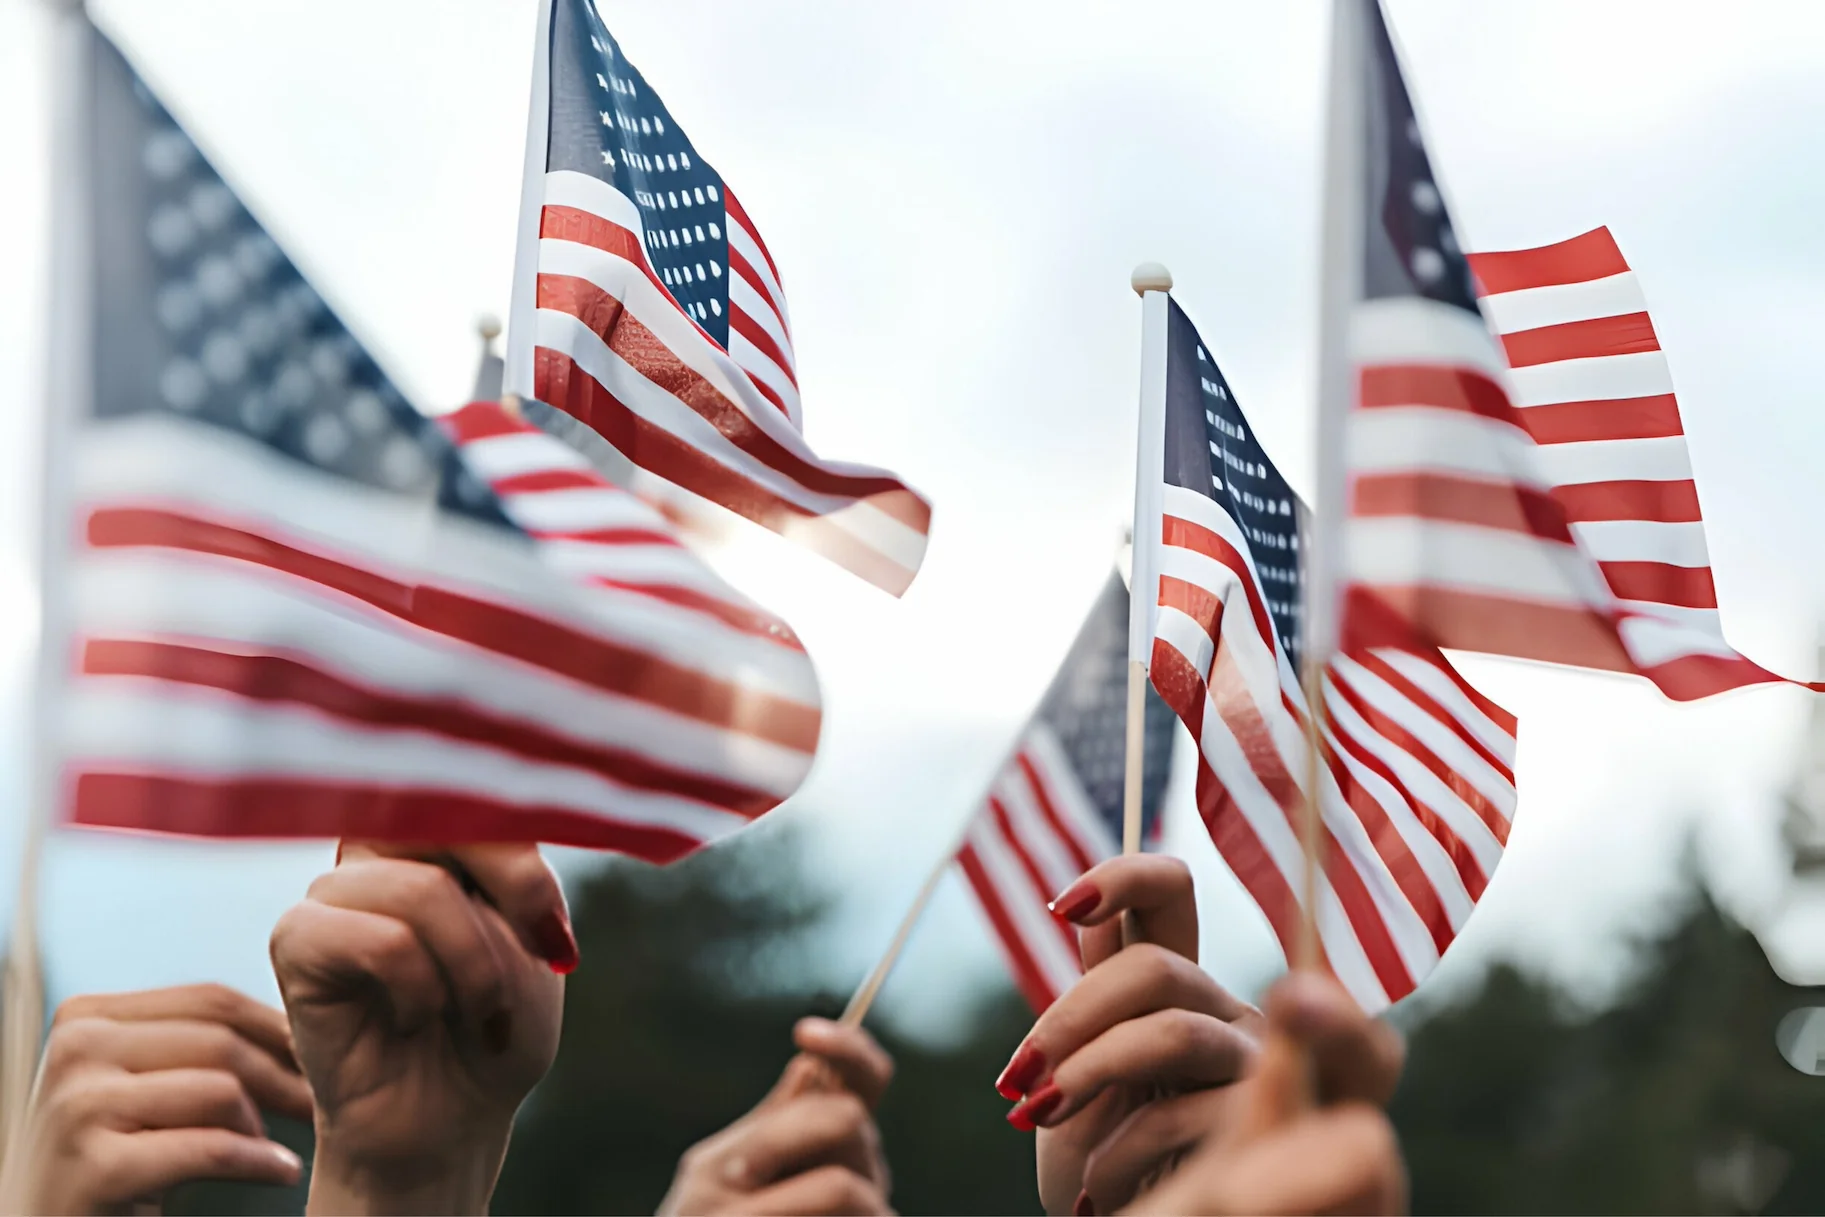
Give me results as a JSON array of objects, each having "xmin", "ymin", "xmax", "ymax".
[
  {"xmin": 502, "ymin": 0, "xmax": 554, "ymax": 403},
  {"xmin": 1123, "ymin": 263, "xmax": 1172, "ymax": 857},
  {"xmin": 3, "ymin": 0, "xmax": 91, "ymax": 1160},
  {"xmin": 1294, "ymin": 0, "xmax": 1368, "ymax": 973}
]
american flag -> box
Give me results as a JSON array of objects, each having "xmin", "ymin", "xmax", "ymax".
[
  {"xmin": 53, "ymin": 21, "xmax": 821, "ymax": 859},
  {"xmin": 507, "ymin": 0, "xmax": 931, "ymax": 595},
  {"xmin": 1340, "ymin": 2, "xmax": 1819, "ymax": 699},
  {"xmin": 958, "ymin": 573, "xmax": 1177, "ymax": 1013},
  {"xmin": 1145, "ymin": 296, "xmax": 1519, "ymax": 1012}
]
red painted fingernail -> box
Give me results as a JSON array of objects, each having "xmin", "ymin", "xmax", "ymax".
[
  {"xmin": 1048, "ymin": 880, "xmax": 1101, "ymax": 923},
  {"xmin": 1074, "ymin": 1190, "xmax": 1096, "ymax": 1217},
  {"xmin": 994, "ymin": 1041, "xmax": 1046, "ymax": 1100},
  {"xmin": 1006, "ymin": 1102, "xmax": 1037, "ymax": 1132},
  {"xmin": 1010, "ymin": 1080, "xmax": 1064, "ymax": 1128},
  {"xmin": 532, "ymin": 910, "xmax": 580, "ymax": 975}
]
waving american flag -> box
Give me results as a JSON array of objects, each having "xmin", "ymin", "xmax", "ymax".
[
  {"xmin": 958, "ymin": 573, "xmax": 1178, "ymax": 1013},
  {"xmin": 1144, "ymin": 296, "xmax": 1519, "ymax": 1012},
  {"xmin": 51, "ymin": 19, "xmax": 820, "ymax": 858},
  {"xmin": 1340, "ymin": 0, "xmax": 1819, "ymax": 699},
  {"xmin": 506, "ymin": 0, "xmax": 931, "ymax": 595}
]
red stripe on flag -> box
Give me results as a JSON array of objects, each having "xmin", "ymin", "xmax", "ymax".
[
  {"xmin": 1343, "ymin": 584, "xmax": 1636, "ymax": 676},
  {"xmin": 987, "ymin": 795, "xmax": 1079, "ymax": 957},
  {"xmin": 728, "ymin": 303, "xmax": 798, "ymax": 390},
  {"xmin": 727, "ymin": 244, "xmax": 792, "ymax": 348},
  {"xmin": 1351, "ymin": 472, "xmax": 1576, "ymax": 545},
  {"xmin": 1554, "ymin": 479, "xmax": 1702, "ymax": 524},
  {"xmin": 1149, "ymin": 642, "xmax": 1314, "ymax": 970},
  {"xmin": 1598, "ymin": 560, "xmax": 1719, "ymax": 610},
  {"xmin": 1316, "ymin": 731, "xmax": 1459, "ymax": 954},
  {"xmin": 1015, "ymin": 753, "xmax": 1099, "ymax": 879},
  {"xmin": 1358, "ymin": 365, "xmax": 1521, "ymax": 427},
  {"xmin": 1467, "ymin": 227, "xmax": 1627, "ymax": 295},
  {"xmin": 1323, "ymin": 713, "xmax": 1492, "ymax": 901},
  {"xmin": 1324, "ymin": 669, "xmax": 1511, "ymax": 846},
  {"xmin": 535, "ymin": 347, "xmax": 919, "ymax": 595},
  {"xmin": 1160, "ymin": 515, "xmax": 1279, "ymax": 658},
  {"xmin": 80, "ymin": 638, "xmax": 778, "ymax": 815},
  {"xmin": 1206, "ymin": 647, "xmax": 1416, "ymax": 1001},
  {"xmin": 1345, "ymin": 649, "xmax": 1515, "ymax": 788},
  {"xmin": 725, "ymin": 190, "xmax": 783, "ymax": 294},
  {"xmin": 83, "ymin": 506, "xmax": 821, "ymax": 752},
  {"xmin": 492, "ymin": 468, "xmax": 604, "ymax": 496},
  {"xmin": 1516, "ymin": 394, "xmax": 1685, "ymax": 445},
  {"xmin": 1498, "ymin": 311, "xmax": 1660, "ymax": 369},
  {"xmin": 958, "ymin": 842, "xmax": 1067, "ymax": 1014},
  {"xmin": 535, "ymin": 275, "xmax": 928, "ymax": 527},
  {"xmin": 70, "ymin": 772, "xmax": 707, "ymax": 859}
]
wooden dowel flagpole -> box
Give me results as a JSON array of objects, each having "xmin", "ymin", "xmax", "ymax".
[
  {"xmin": 1124, "ymin": 263, "xmax": 1172, "ymax": 861},
  {"xmin": 1292, "ymin": 0, "xmax": 1366, "ymax": 973},
  {"xmin": 838, "ymin": 853, "xmax": 949, "ymax": 1027},
  {"xmin": 4, "ymin": 0, "xmax": 91, "ymax": 1163}
]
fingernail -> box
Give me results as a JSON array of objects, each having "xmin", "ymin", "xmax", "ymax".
[
  {"xmin": 1074, "ymin": 1190, "xmax": 1096, "ymax": 1217},
  {"xmin": 1006, "ymin": 1103, "xmax": 1037, "ymax": 1132},
  {"xmin": 1009, "ymin": 1080, "xmax": 1063, "ymax": 1128},
  {"xmin": 532, "ymin": 910, "xmax": 580, "ymax": 975},
  {"xmin": 1048, "ymin": 879, "xmax": 1101, "ymax": 923},
  {"xmin": 270, "ymin": 1143, "xmax": 302, "ymax": 1172},
  {"xmin": 483, "ymin": 1009, "xmax": 512, "ymax": 1055},
  {"xmin": 994, "ymin": 1041, "xmax": 1046, "ymax": 1100}
]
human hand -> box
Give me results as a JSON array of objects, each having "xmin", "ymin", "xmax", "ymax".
[
  {"xmin": 0, "ymin": 984, "xmax": 312, "ymax": 1216},
  {"xmin": 269, "ymin": 841, "xmax": 574, "ymax": 1215},
  {"xmin": 1122, "ymin": 972, "xmax": 1407, "ymax": 1215},
  {"xmin": 1004, "ymin": 855, "xmax": 1264, "ymax": 1215},
  {"xmin": 657, "ymin": 1017, "xmax": 895, "ymax": 1216}
]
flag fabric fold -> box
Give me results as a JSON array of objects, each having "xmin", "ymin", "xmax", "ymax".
[
  {"xmin": 1143, "ymin": 295, "xmax": 1519, "ymax": 1012},
  {"xmin": 54, "ymin": 20, "xmax": 820, "ymax": 859},
  {"xmin": 507, "ymin": 0, "xmax": 931, "ymax": 595},
  {"xmin": 1340, "ymin": 0, "xmax": 1819, "ymax": 700},
  {"xmin": 958, "ymin": 573, "xmax": 1177, "ymax": 1013}
]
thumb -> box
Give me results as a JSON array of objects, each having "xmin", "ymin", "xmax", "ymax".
[{"xmin": 1231, "ymin": 1026, "xmax": 1314, "ymax": 1145}]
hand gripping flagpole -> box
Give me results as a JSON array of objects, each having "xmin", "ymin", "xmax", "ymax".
[{"xmin": 1124, "ymin": 264, "xmax": 1172, "ymax": 858}]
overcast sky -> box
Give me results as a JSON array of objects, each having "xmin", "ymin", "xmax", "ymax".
[{"xmin": 0, "ymin": 0, "xmax": 1822, "ymax": 1041}]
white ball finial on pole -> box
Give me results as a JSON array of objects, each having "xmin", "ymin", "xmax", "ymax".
[
  {"xmin": 477, "ymin": 314, "xmax": 503, "ymax": 344},
  {"xmin": 1130, "ymin": 262, "xmax": 1172, "ymax": 296}
]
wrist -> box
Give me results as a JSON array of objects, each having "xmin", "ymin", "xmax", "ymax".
[{"xmin": 307, "ymin": 1127, "xmax": 511, "ymax": 1216}]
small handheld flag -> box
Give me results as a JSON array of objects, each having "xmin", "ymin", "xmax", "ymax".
[
  {"xmin": 44, "ymin": 17, "xmax": 821, "ymax": 856},
  {"xmin": 505, "ymin": 0, "xmax": 932, "ymax": 595}
]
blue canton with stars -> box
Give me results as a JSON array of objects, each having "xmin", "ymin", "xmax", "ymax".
[
  {"xmin": 1160, "ymin": 300, "xmax": 1307, "ymax": 673},
  {"xmin": 1036, "ymin": 573, "xmax": 1176, "ymax": 847},
  {"xmin": 547, "ymin": 0, "xmax": 735, "ymax": 348},
  {"xmin": 86, "ymin": 26, "xmax": 506, "ymax": 530},
  {"xmin": 1360, "ymin": 1, "xmax": 1478, "ymax": 315}
]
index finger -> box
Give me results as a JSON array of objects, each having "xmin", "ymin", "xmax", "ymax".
[
  {"xmin": 55, "ymin": 985, "xmax": 297, "ymax": 1072},
  {"xmin": 341, "ymin": 841, "xmax": 577, "ymax": 974},
  {"xmin": 1049, "ymin": 855, "xmax": 1199, "ymax": 972}
]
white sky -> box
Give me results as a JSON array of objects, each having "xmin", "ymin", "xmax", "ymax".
[{"xmin": 0, "ymin": 0, "xmax": 1822, "ymax": 1040}]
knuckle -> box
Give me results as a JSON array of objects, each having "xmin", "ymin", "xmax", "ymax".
[
  {"xmin": 51, "ymin": 995, "xmax": 102, "ymax": 1029},
  {"xmin": 186, "ymin": 982, "xmax": 244, "ymax": 1024},
  {"xmin": 1132, "ymin": 942, "xmax": 1181, "ymax": 988},
  {"xmin": 43, "ymin": 1017, "xmax": 108, "ymax": 1074},
  {"xmin": 402, "ymin": 862, "xmax": 462, "ymax": 907}
]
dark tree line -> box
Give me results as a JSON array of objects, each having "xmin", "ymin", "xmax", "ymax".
[{"xmin": 168, "ymin": 830, "xmax": 1825, "ymax": 1214}]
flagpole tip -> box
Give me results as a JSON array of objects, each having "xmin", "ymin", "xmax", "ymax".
[
  {"xmin": 477, "ymin": 314, "xmax": 502, "ymax": 344},
  {"xmin": 1130, "ymin": 263, "xmax": 1172, "ymax": 296}
]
